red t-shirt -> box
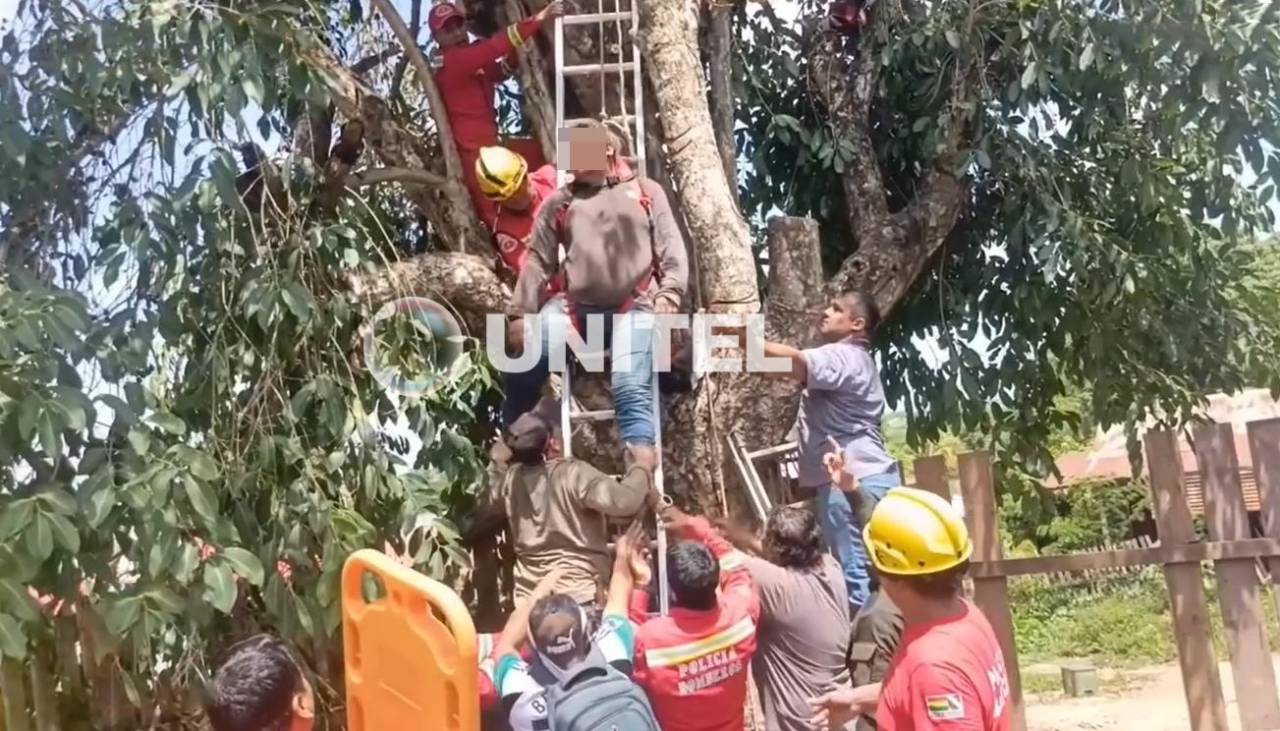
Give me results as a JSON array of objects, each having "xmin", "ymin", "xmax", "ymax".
[
  {"xmin": 491, "ymin": 164, "xmax": 558, "ymax": 274},
  {"xmin": 876, "ymin": 601, "xmax": 1011, "ymax": 730}
]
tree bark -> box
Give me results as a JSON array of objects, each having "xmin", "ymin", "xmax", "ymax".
[
  {"xmin": 706, "ymin": 6, "xmax": 738, "ymax": 200},
  {"xmin": 638, "ymin": 0, "xmax": 758, "ymax": 313},
  {"xmin": 504, "ymin": 0, "xmax": 557, "ymax": 163}
]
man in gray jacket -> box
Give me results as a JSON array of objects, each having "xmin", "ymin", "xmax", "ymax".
[{"xmin": 501, "ymin": 120, "xmax": 688, "ymax": 464}]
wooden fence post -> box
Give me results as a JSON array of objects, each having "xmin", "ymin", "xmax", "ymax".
[
  {"xmin": 1145, "ymin": 429, "xmax": 1229, "ymax": 731},
  {"xmin": 956, "ymin": 451, "xmax": 1026, "ymax": 731},
  {"xmin": 1247, "ymin": 418, "xmax": 1280, "ymax": 630},
  {"xmin": 913, "ymin": 454, "xmax": 950, "ymax": 500},
  {"xmin": 1194, "ymin": 422, "xmax": 1280, "ymax": 730}
]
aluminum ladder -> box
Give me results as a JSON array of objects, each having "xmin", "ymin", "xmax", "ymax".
[{"xmin": 551, "ymin": 2, "xmax": 668, "ymax": 615}]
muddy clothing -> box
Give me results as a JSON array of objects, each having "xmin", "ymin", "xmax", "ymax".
[
  {"xmin": 489, "ymin": 459, "xmax": 650, "ymax": 604},
  {"xmin": 847, "ymin": 592, "xmax": 904, "ymax": 731},
  {"xmin": 507, "ymin": 173, "xmax": 688, "ymax": 316},
  {"xmin": 490, "ymin": 164, "xmax": 559, "ymax": 275},
  {"xmin": 742, "ymin": 553, "xmax": 850, "ymax": 731}
]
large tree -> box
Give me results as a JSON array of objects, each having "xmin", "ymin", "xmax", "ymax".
[{"xmin": 0, "ymin": 0, "xmax": 1277, "ymax": 726}]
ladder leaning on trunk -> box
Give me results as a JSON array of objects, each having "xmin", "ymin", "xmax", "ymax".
[{"xmin": 550, "ymin": 2, "xmax": 669, "ymax": 616}]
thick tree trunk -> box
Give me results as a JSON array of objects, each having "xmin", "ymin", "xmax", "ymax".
[
  {"xmin": 706, "ymin": 6, "xmax": 738, "ymax": 198},
  {"xmin": 638, "ymin": 0, "xmax": 758, "ymax": 313},
  {"xmin": 504, "ymin": 0, "xmax": 557, "ymax": 163},
  {"xmin": 347, "ymin": 252, "xmax": 507, "ymax": 335}
]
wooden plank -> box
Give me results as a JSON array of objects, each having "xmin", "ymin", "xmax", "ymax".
[
  {"xmin": 957, "ymin": 451, "xmax": 1026, "ymax": 731},
  {"xmin": 968, "ymin": 537, "xmax": 1280, "ymax": 578},
  {"xmin": 1194, "ymin": 422, "xmax": 1280, "ymax": 731},
  {"xmin": 1247, "ymin": 418, "xmax": 1280, "ymax": 630},
  {"xmin": 913, "ymin": 455, "xmax": 950, "ymax": 500},
  {"xmin": 1146, "ymin": 428, "xmax": 1229, "ymax": 731}
]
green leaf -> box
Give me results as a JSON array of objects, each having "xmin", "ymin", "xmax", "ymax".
[
  {"xmin": 0, "ymin": 500, "xmax": 34, "ymax": 541},
  {"xmin": 17, "ymin": 395, "xmax": 41, "ymax": 439},
  {"xmin": 96, "ymin": 394, "xmax": 136, "ymax": 425},
  {"xmin": 182, "ymin": 476, "xmax": 219, "ymax": 525},
  {"xmin": 0, "ymin": 580, "xmax": 38, "ymax": 623},
  {"xmin": 148, "ymin": 412, "xmax": 186, "ymax": 435},
  {"xmin": 165, "ymin": 72, "xmax": 193, "ymax": 97},
  {"xmin": 188, "ymin": 450, "xmax": 220, "ymax": 481},
  {"xmin": 103, "ymin": 596, "xmax": 143, "ymax": 636},
  {"xmin": 127, "ymin": 428, "xmax": 151, "ymax": 455},
  {"xmin": 149, "ymin": 539, "xmax": 175, "ymax": 578},
  {"xmin": 1021, "ymin": 61, "xmax": 1038, "ymax": 91},
  {"xmin": 222, "ymin": 547, "xmax": 265, "ymax": 586},
  {"xmin": 39, "ymin": 489, "xmax": 77, "ymax": 516},
  {"xmin": 26, "ymin": 514, "xmax": 53, "ymax": 561},
  {"xmin": 0, "ymin": 613, "xmax": 26, "ymax": 659},
  {"xmin": 241, "ymin": 75, "xmax": 264, "ymax": 105},
  {"xmin": 87, "ymin": 484, "xmax": 116, "ymax": 529},
  {"xmin": 281, "ymin": 284, "xmax": 312, "ymax": 321},
  {"xmin": 1078, "ymin": 42, "xmax": 1095, "ymax": 71},
  {"xmin": 47, "ymin": 513, "xmax": 80, "ymax": 553},
  {"xmin": 945, "ymin": 30, "xmax": 961, "ymax": 49},
  {"xmin": 37, "ymin": 410, "xmax": 61, "ymax": 461},
  {"xmin": 173, "ymin": 542, "xmax": 200, "ymax": 584},
  {"xmin": 144, "ymin": 588, "xmax": 184, "ymax": 615},
  {"xmin": 203, "ymin": 562, "xmax": 238, "ymax": 614}
]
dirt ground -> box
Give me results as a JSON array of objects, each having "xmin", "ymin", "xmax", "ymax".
[{"xmin": 1025, "ymin": 654, "xmax": 1280, "ymax": 731}]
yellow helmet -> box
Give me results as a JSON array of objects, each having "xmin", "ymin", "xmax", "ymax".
[
  {"xmin": 863, "ymin": 487, "xmax": 973, "ymax": 576},
  {"xmin": 475, "ymin": 146, "xmax": 528, "ymax": 201}
]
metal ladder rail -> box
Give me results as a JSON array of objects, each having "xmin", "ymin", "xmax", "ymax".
[{"xmin": 552, "ymin": 1, "xmax": 667, "ymax": 615}]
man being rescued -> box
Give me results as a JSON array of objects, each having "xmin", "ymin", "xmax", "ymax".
[
  {"xmin": 503, "ymin": 120, "xmax": 689, "ymax": 465},
  {"xmin": 429, "ymin": 0, "xmax": 562, "ymax": 221}
]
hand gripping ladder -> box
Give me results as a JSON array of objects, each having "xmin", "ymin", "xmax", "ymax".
[{"xmin": 552, "ymin": 1, "xmax": 668, "ymax": 615}]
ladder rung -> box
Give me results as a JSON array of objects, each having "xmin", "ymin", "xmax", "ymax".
[
  {"xmin": 562, "ymin": 11, "xmax": 632, "ymax": 25},
  {"xmin": 746, "ymin": 441, "xmax": 799, "ymax": 460},
  {"xmin": 562, "ymin": 62, "xmax": 637, "ymax": 77},
  {"xmin": 571, "ymin": 409, "xmax": 616, "ymax": 422}
]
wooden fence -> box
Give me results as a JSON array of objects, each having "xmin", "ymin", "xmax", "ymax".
[{"xmin": 917, "ymin": 418, "xmax": 1280, "ymax": 731}]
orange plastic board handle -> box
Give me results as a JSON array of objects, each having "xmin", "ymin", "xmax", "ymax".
[{"xmin": 342, "ymin": 549, "xmax": 479, "ymax": 731}]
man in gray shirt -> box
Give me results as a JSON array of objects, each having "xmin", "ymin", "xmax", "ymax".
[
  {"xmin": 752, "ymin": 291, "xmax": 901, "ymax": 611},
  {"xmin": 722, "ymin": 506, "xmax": 851, "ymax": 731}
]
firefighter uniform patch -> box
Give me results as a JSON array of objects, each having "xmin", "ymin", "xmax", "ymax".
[{"xmin": 924, "ymin": 693, "xmax": 965, "ymax": 721}]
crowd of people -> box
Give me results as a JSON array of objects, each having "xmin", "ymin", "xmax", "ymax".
[{"xmin": 202, "ymin": 5, "xmax": 1012, "ymax": 730}]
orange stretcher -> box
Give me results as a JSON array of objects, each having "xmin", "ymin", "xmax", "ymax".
[{"xmin": 341, "ymin": 549, "xmax": 479, "ymax": 731}]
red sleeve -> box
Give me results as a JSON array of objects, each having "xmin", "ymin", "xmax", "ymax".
[
  {"xmin": 904, "ymin": 663, "xmax": 988, "ymax": 729},
  {"xmin": 681, "ymin": 517, "xmax": 760, "ymax": 622},
  {"xmin": 442, "ymin": 20, "xmax": 539, "ymax": 79},
  {"xmin": 628, "ymin": 588, "xmax": 650, "ymax": 625}
]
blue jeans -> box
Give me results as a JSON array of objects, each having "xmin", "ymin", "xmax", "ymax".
[
  {"xmin": 816, "ymin": 465, "xmax": 902, "ymax": 610},
  {"xmin": 501, "ymin": 297, "xmax": 657, "ymax": 445}
]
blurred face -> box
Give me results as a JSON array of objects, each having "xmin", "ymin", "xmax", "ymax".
[
  {"xmin": 559, "ymin": 127, "xmax": 613, "ymax": 184},
  {"xmin": 818, "ymin": 295, "xmax": 866, "ymax": 341},
  {"xmin": 435, "ymin": 18, "xmax": 466, "ymax": 48}
]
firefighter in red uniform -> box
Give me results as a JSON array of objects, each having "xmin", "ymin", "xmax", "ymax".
[
  {"xmin": 474, "ymin": 146, "xmax": 558, "ymax": 276},
  {"xmin": 429, "ymin": 0, "xmax": 562, "ymax": 221},
  {"xmin": 626, "ymin": 498, "xmax": 761, "ymax": 731}
]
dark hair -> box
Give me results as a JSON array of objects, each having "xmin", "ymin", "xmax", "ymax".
[
  {"xmin": 668, "ymin": 540, "xmax": 718, "ymax": 611},
  {"xmin": 529, "ymin": 593, "xmax": 588, "ymax": 668},
  {"xmin": 900, "ymin": 560, "xmax": 970, "ymax": 599},
  {"xmin": 763, "ymin": 506, "xmax": 824, "ymax": 570},
  {"xmin": 207, "ymin": 635, "xmax": 303, "ymax": 731},
  {"xmin": 841, "ymin": 291, "xmax": 881, "ymax": 334}
]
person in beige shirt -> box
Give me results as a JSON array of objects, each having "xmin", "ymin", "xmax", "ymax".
[{"xmin": 482, "ymin": 406, "xmax": 653, "ymax": 605}]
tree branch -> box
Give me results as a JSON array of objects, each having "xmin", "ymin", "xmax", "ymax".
[
  {"xmin": 504, "ymin": 0, "xmax": 555, "ymax": 164},
  {"xmin": 352, "ymin": 47, "xmax": 402, "ymax": 74},
  {"xmin": 354, "ymin": 166, "xmax": 447, "ymax": 188},
  {"xmin": 347, "ymin": 252, "xmax": 508, "ymax": 334},
  {"xmin": 388, "ymin": 0, "xmax": 423, "ymax": 103},
  {"xmin": 809, "ymin": 26, "xmax": 889, "ymax": 230},
  {"xmin": 706, "ymin": 5, "xmax": 738, "ymax": 200}
]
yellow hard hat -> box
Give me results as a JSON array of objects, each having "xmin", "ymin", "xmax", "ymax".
[
  {"xmin": 863, "ymin": 487, "xmax": 973, "ymax": 576},
  {"xmin": 475, "ymin": 146, "xmax": 528, "ymax": 201}
]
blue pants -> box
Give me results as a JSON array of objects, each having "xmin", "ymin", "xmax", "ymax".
[
  {"xmin": 501, "ymin": 297, "xmax": 657, "ymax": 445},
  {"xmin": 816, "ymin": 466, "xmax": 902, "ymax": 610}
]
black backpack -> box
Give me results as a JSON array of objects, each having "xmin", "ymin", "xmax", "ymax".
[{"xmin": 542, "ymin": 650, "xmax": 660, "ymax": 731}]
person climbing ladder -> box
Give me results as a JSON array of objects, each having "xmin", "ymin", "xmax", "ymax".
[{"xmin": 501, "ymin": 119, "xmax": 688, "ymax": 468}]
